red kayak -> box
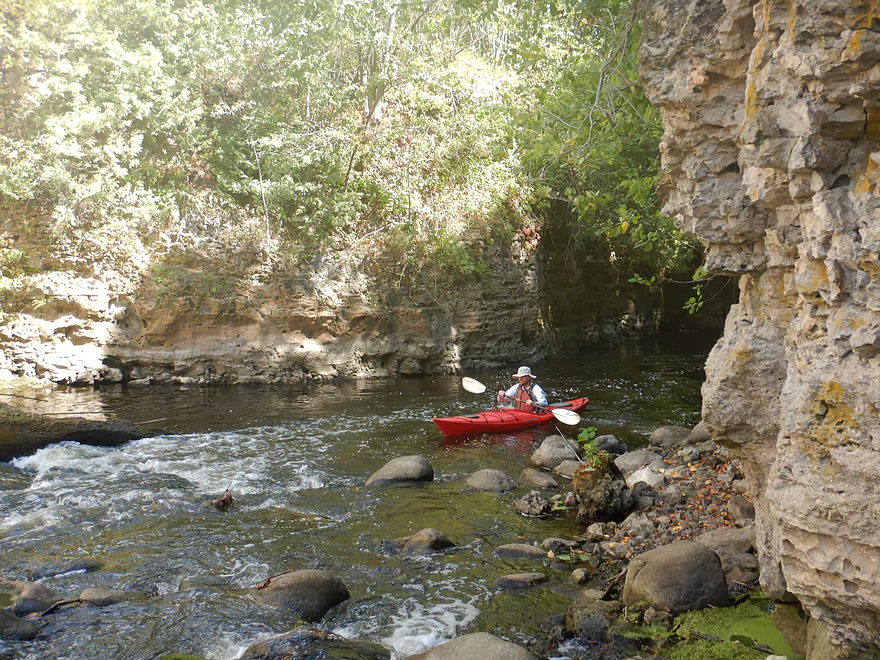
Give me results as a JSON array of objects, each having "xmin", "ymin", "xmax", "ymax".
[{"xmin": 433, "ymin": 397, "xmax": 589, "ymax": 437}]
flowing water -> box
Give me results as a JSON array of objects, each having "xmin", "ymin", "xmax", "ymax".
[{"xmin": 0, "ymin": 333, "xmax": 716, "ymax": 659}]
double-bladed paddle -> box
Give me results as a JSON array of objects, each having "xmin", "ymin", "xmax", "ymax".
[{"xmin": 460, "ymin": 377, "xmax": 582, "ymax": 426}]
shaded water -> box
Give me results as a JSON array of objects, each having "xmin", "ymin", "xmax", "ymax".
[{"xmin": 0, "ymin": 333, "xmax": 715, "ymax": 659}]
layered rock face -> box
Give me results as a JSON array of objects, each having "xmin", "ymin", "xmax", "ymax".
[
  {"xmin": 640, "ymin": 0, "xmax": 880, "ymax": 656},
  {"xmin": 0, "ymin": 225, "xmax": 656, "ymax": 385}
]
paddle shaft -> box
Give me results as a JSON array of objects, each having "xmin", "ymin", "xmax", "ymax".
[{"xmin": 501, "ymin": 394, "xmax": 550, "ymax": 411}]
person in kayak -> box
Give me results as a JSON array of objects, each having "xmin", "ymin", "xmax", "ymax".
[{"xmin": 497, "ymin": 366, "xmax": 548, "ymax": 412}]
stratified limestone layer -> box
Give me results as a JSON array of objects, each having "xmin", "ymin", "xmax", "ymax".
[{"xmin": 639, "ymin": 0, "xmax": 880, "ymax": 657}]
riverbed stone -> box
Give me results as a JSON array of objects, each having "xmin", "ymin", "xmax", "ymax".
[
  {"xmin": 519, "ymin": 468, "xmax": 557, "ymax": 488},
  {"xmin": 772, "ymin": 604, "xmax": 808, "ymax": 657},
  {"xmin": 402, "ymin": 528, "xmax": 455, "ymax": 553},
  {"xmin": 365, "ymin": 456, "xmax": 434, "ymax": 486},
  {"xmin": 684, "ymin": 421, "xmax": 710, "ymax": 446},
  {"xmin": 466, "ymin": 468, "xmax": 513, "ymax": 492},
  {"xmin": 565, "ymin": 594, "xmax": 622, "ymax": 643},
  {"xmin": 26, "ymin": 557, "xmax": 104, "ymax": 580},
  {"xmin": 727, "ymin": 494, "xmax": 755, "ymax": 523},
  {"xmin": 0, "ymin": 608, "xmax": 40, "ymax": 641},
  {"xmin": 695, "ymin": 526, "xmax": 755, "ymax": 555},
  {"xmin": 530, "ymin": 435, "xmax": 581, "ymax": 468},
  {"xmin": 0, "ymin": 579, "xmax": 59, "ymax": 615},
  {"xmin": 495, "ymin": 573, "xmax": 548, "ymax": 589},
  {"xmin": 614, "ymin": 450, "xmax": 665, "ymax": 474},
  {"xmin": 79, "ymin": 587, "xmax": 139, "ymax": 606},
  {"xmin": 553, "ymin": 459, "xmax": 582, "ymax": 478},
  {"xmin": 648, "ymin": 426, "xmax": 691, "ymax": 448},
  {"xmin": 514, "ymin": 490, "xmax": 551, "ymax": 517},
  {"xmin": 595, "ymin": 434, "xmax": 626, "ymax": 455},
  {"xmin": 625, "ymin": 466, "xmax": 666, "ymax": 490},
  {"xmin": 405, "ymin": 632, "xmax": 538, "ymax": 660},
  {"xmin": 241, "ymin": 629, "xmax": 390, "ymax": 660},
  {"xmin": 494, "ymin": 543, "xmax": 547, "ymax": 560},
  {"xmin": 622, "ymin": 541, "xmax": 731, "ymax": 615},
  {"xmin": 253, "ymin": 569, "xmax": 350, "ymax": 621}
]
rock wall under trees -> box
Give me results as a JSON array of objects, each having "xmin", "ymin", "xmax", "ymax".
[
  {"xmin": 639, "ymin": 0, "xmax": 880, "ymax": 657},
  {"xmin": 0, "ymin": 212, "xmax": 661, "ymax": 386}
]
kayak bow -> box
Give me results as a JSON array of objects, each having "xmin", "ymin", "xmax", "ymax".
[{"xmin": 433, "ymin": 397, "xmax": 589, "ymax": 437}]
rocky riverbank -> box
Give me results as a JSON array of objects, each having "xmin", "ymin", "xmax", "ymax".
[{"xmin": 1, "ymin": 420, "xmax": 802, "ymax": 660}]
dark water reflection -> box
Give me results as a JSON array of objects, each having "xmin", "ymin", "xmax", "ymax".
[{"xmin": 0, "ymin": 332, "xmax": 715, "ymax": 659}]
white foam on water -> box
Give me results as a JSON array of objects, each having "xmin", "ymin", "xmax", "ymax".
[
  {"xmin": 377, "ymin": 596, "xmax": 482, "ymax": 659},
  {"xmin": 4, "ymin": 428, "xmax": 331, "ymax": 538}
]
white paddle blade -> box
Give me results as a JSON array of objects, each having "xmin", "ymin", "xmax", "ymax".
[
  {"xmin": 461, "ymin": 377, "xmax": 487, "ymax": 394},
  {"xmin": 552, "ymin": 408, "xmax": 581, "ymax": 426}
]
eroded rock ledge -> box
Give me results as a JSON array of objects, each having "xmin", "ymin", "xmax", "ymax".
[{"xmin": 639, "ymin": 0, "xmax": 880, "ymax": 657}]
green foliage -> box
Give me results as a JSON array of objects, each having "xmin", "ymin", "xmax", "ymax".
[
  {"xmin": 577, "ymin": 426, "xmax": 601, "ymax": 466},
  {"xmin": 0, "ymin": 0, "xmax": 698, "ymax": 296}
]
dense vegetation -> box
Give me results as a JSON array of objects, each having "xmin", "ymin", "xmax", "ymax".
[{"xmin": 1, "ymin": 0, "xmax": 698, "ymax": 296}]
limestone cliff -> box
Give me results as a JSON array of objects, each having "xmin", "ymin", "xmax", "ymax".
[
  {"xmin": 0, "ymin": 211, "xmax": 658, "ymax": 386},
  {"xmin": 639, "ymin": 0, "xmax": 880, "ymax": 657}
]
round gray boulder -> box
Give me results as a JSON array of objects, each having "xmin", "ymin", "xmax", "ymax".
[
  {"xmin": 466, "ymin": 469, "xmax": 513, "ymax": 492},
  {"xmin": 254, "ymin": 569, "xmax": 350, "ymax": 621},
  {"xmin": 406, "ymin": 632, "xmax": 538, "ymax": 659},
  {"xmin": 366, "ymin": 456, "xmax": 434, "ymax": 486},
  {"xmin": 649, "ymin": 426, "xmax": 691, "ymax": 448},
  {"xmin": 622, "ymin": 540, "xmax": 731, "ymax": 614},
  {"xmin": 530, "ymin": 436, "xmax": 581, "ymax": 468},
  {"xmin": 402, "ymin": 528, "xmax": 455, "ymax": 553}
]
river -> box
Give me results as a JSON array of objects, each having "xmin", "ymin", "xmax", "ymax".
[{"xmin": 0, "ymin": 333, "xmax": 716, "ymax": 659}]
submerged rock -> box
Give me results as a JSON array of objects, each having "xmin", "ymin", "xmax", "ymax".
[
  {"xmin": 0, "ymin": 608, "xmax": 40, "ymax": 641},
  {"xmin": 401, "ymin": 528, "xmax": 455, "ymax": 553},
  {"xmin": 365, "ymin": 456, "xmax": 434, "ymax": 486},
  {"xmin": 253, "ymin": 569, "xmax": 350, "ymax": 621},
  {"xmin": 465, "ymin": 468, "xmax": 513, "ymax": 492},
  {"xmin": 241, "ymin": 629, "xmax": 390, "ymax": 659}
]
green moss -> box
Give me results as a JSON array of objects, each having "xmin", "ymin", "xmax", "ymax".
[
  {"xmin": 158, "ymin": 654, "xmax": 208, "ymax": 660},
  {"xmin": 673, "ymin": 600, "xmax": 803, "ymax": 659},
  {"xmin": 666, "ymin": 639, "xmax": 766, "ymax": 660}
]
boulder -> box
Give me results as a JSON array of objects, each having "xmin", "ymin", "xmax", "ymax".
[
  {"xmin": 519, "ymin": 468, "xmax": 557, "ymax": 488},
  {"xmin": 614, "ymin": 450, "xmax": 665, "ymax": 474},
  {"xmin": 0, "ymin": 579, "xmax": 59, "ymax": 615},
  {"xmin": 648, "ymin": 426, "xmax": 691, "ymax": 448},
  {"xmin": 684, "ymin": 421, "xmax": 711, "ymax": 446},
  {"xmin": 553, "ymin": 460, "xmax": 582, "ymax": 478},
  {"xmin": 402, "ymin": 529, "xmax": 455, "ymax": 553},
  {"xmin": 494, "ymin": 543, "xmax": 547, "ymax": 560},
  {"xmin": 622, "ymin": 541, "xmax": 731, "ymax": 614},
  {"xmin": 241, "ymin": 629, "xmax": 390, "ymax": 659},
  {"xmin": 530, "ymin": 435, "xmax": 581, "ymax": 469},
  {"xmin": 405, "ymin": 632, "xmax": 538, "ymax": 660},
  {"xmin": 254, "ymin": 569, "xmax": 350, "ymax": 621},
  {"xmin": 695, "ymin": 526, "xmax": 755, "ymax": 555},
  {"xmin": 495, "ymin": 573, "xmax": 548, "ymax": 589},
  {"xmin": 595, "ymin": 434, "xmax": 626, "ymax": 455},
  {"xmin": 0, "ymin": 608, "xmax": 40, "ymax": 641},
  {"xmin": 365, "ymin": 456, "xmax": 434, "ymax": 486},
  {"xmin": 572, "ymin": 452, "xmax": 634, "ymax": 525},
  {"xmin": 625, "ymin": 466, "xmax": 666, "ymax": 490},
  {"xmin": 466, "ymin": 469, "xmax": 513, "ymax": 492}
]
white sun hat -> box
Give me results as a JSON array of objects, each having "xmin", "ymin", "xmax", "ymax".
[{"xmin": 512, "ymin": 366, "xmax": 535, "ymax": 379}]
